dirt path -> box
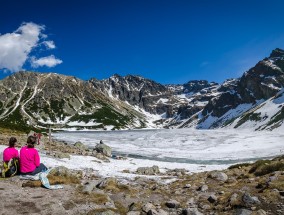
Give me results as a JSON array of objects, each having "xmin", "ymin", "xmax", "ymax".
[{"xmin": 0, "ymin": 177, "xmax": 91, "ymax": 215}]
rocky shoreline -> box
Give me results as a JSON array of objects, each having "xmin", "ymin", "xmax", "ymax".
[{"xmin": 0, "ymin": 130, "xmax": 284, "ymax": 215}]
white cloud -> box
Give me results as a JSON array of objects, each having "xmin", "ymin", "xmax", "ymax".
[
  {"xmin": 0, "ymin": 22, "xmax": 61, "ymax": 72},
  {"xmin": 31, "ymin": 55, "xmax": 62, "ymax": 68},
  {"xmin": 43, "ymin": 40, "xmax": 56, "ymax": 49}
]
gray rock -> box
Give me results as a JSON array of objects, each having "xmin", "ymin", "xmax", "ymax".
[
  {"xmin": 95, "ymin": 143, "xmax": 112, "ymax": 157},
  {"xmin": 74, "ymin": 141, "xmax": 87, "ymax": 150},
  {"xmin": 54, "ymin": 151, "xmax": 70, "ymax": 159},
  {"xmin": 137, "ymin": 165, "xmax": 160, "ymax": 175},
  {"xmin": 197, "ymin": 185, "xmax": 208, "ymax": 192},
  {"xmin": 256, "ymin": 209, "xmax": 267, "ymax": 215},
  {"xmin": 97, "ymin": 177, "xmax": 118, "ymax": 189},
  {"xmin": 229, "ymin": 193, "xmax": 239, "ymax": 205},
  {"xmin": 142, "ymin": 202, "xmax": 155, "ymax": 213},
  {"xmin": 127, "ymin": 212, "xmax": 140, "ymax": 215},
  {"xmin": 94, "ymin": 210, "xmax": 118, "ymax": 215},
  {"xmin": 182, "ymin": 208, "xmax": 204, "ymax": 215},
  {"xmin": 49, "ymin": 166, "xmax": 82, "ymax": 179},
  {"xmin": 198, "ymin": 203, "xmax": 210, "ymax": 210},
  {"xmin": 148, "ymin": 209, "xmax": 168, "ymax": 215},
  {"xmin": 165, "ymin": 200, "xmax": 180, "ymax": 208},
  {"xmin": 128, "ymin": 202, "xmax": 141, "ymax": 211},
  {"xmin": 207, "ymin": 194, "xmax": 217, "ymax": 203},
  {"xmin": 242, "ymin": 193, "xmax": 261, "ymax": 206},
  {"xmin": 82, "ymin": 181, "xmax": 98, "ymax": 194},
  {"xmin": 186, "ymin": 197, "xmax": 196, "ymax": 207},
  {"xmin": 234, "ymin": 209, "xmax": 252, "ymax": 215},
  {"xmin": 184, "ymin": 184, "xmax": 191, "ymax": 188},
  {"xmin": 209, "ymin": 171, "xmax": 228, "ymax": 182}
]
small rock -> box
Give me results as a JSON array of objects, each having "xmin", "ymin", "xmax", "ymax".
[
  {"xmin": 186, "ymin": 198, "xmax": 196, "ymax": 207},
  {"xmin": 74, "ymin": 141, "xmax": 87, "ymax": 150},
  {"xmin": 256, "ymin": 209, "xmax": 267, "ymax": 215},
  {"xmin": 197, "ymin": 185, "xmax": 208, "ymax": 192},
  {"xmin": 182, "ymin": 208, "xmax": 204, "ymax": 215},
  {"xmin": 229, "ymin": 193, "xmax": 239, "ymax": 205},
  {"xmin": 137, "ymin": 165, "xmax": 160, "ymax": 175},
  {"xmin": 184, "ymin": 184, "xmax": 192, "ymax": 188},
  {"xmin": 54, "ymin": 151, "xmax": 70, "ymax": 159},
  {"xmin": 165, "ymin": 199, "xmax": 180, "ymax": 208},
  {"xmin": 207, "ymin": 195, "xmax": 217, "ymax": 203},
  {"xmin": 148, "ymin": 209, "xmax": 168, "ymax": 215},
  {"xmin": 208, "ymin": 171, "xmax": 228, "ymax": 182},
  {"xmin": 126, "ymin": 212, "xmax": 140, "ymax": 215},
  {"xmin": 95, "ymin": 142, "xmax": 112, "ymax": 157},
  {"xmin": 94, "ymin": 210, "xmax": 118, "ymax": 215},
  {"xmin": 142, "ymin": 202, "xmax": 155, "ymax": 213},
  {"xmin": 242, "ymin": 193, "xmax": 261, "ymax": 206},
  {"xmin": 234, "ymin": 209, "xmax": 252, "ymax": 215},
  {"xmin": 82, "ymin": 181, "xmax": 98, "ymax": 194},
  {"xmin": 97, "ymin": 177, "xmax": 118, "ymax": 189},
  {"xmin": 199, "ymin": 204, "xmax": 210, "ymax": 210}
]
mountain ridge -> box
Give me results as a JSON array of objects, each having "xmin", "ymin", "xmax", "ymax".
[{"xmin": 0, "ymin": 48, "xmax": 284, "ymax": 131}]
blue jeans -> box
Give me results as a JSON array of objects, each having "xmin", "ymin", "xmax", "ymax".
[{"xmin": 22, "ymin": 163, "xmax": 48, "ymax": 175}]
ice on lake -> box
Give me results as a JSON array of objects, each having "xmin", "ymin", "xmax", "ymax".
[{"xmin": 53, "ymin": 128, "xmax": 284, "ymax": 165}]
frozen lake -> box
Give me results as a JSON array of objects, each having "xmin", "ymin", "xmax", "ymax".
[{"xmin": 53, "ymin": 128, "xmax": 284, "ymax": 165}]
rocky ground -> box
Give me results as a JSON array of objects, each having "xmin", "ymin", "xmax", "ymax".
[{"xmin": 0, "ymin": 129, "xmax": 284, "ymax": 215}]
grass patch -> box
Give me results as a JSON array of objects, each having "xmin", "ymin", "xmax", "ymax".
[
  {"xmin": 228, "ymin": 163, "xmax": 251, "ymax": 170},
  {"xmin": 254, "ymin": 162, "xmax": 284, "ymax": 176},
  {"xmin": 234, "ymin": 112, "xmax": 262, "ymax": 128},
  {"xmin": 249, "ymin": 160, "xmax": 272, "ymax": 174},
  {"xmin": 22, "ymin": 175, "xmax": 81, "ymax": 188}
]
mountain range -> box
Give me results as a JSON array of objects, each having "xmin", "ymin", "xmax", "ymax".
[{"xmin": 0, "ymin": 48, "xmax": 284, "ymax": 132}]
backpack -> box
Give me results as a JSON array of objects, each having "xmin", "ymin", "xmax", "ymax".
[{"xmin": 1, "ymin": 158, "xmax": 19, "ymax": 178}]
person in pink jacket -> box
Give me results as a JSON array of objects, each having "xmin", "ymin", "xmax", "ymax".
[
  {"xmin": 20, "ymin": 136, "xmax": 47, "ymax": 175},
  {"xmin": 3, "ymin": 137, "xmax": 19, "ymax": 162}
]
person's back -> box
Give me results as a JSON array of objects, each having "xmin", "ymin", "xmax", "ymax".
[
  {"xmin": 3, "ymin": 137, "xmax": 19, "ymax": 163},
  {"xmin": 20, "ymin": 136, "xmax": 47, "ymax": 175},
  {"xmin": 2, "ymin": 137, "xmax": 19, "ymax": 177},
  {"xmin": 20, "ymin": 145, "xmax": 40, "ymax": 173}
]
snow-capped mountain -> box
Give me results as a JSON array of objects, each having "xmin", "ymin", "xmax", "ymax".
[{"xmin": 0, "ymin": 48, "xmax": 284, "ymax": 131}]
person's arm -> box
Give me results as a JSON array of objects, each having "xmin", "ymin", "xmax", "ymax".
[{"xmin": 34, "ymin": 150, "xmax": 40, "ymax": 167}]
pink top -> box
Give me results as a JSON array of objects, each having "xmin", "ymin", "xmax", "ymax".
[
  {"xmin": 20, "ymin": 146, "xmax": 40, "ymax": 173},
  {"xmin": 3, "ymin": 147, "xmax": 19, "ymax": 162}
]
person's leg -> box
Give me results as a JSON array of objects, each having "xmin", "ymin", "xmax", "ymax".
[{"xmin": 30, "ymin": 163, "xmax": 48, "ymax": 175}]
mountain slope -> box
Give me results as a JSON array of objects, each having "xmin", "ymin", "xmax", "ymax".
[
  {"xmin": 0, "ymin": 48, "xmax": 284, "ymax": 131},
  {"xmin": 193, "ymin": 48, "xmax": 284, "ymax": 130},
  {"xmin": 0, "ymin": 72, "xmax": 147, "ymax": 131}
]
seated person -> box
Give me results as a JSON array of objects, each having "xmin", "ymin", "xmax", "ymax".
[
  {"xmin": 20, "ymin": 136, "xmax": 47, "ymax": 175},
  {"xmin": 3, "ymin": 137, "xmax": 19, "ymax": 163}
]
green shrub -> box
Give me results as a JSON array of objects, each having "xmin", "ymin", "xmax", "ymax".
[
  {"xmin": 254, "ymin": 162, "xmax": 284, "ymax": 176},
  {"xmin": 249, "ymin": 160, "xmax": 272, "ymax": 174}
]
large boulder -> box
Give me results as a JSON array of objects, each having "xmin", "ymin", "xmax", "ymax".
[
  {"xmin": 49, "ymin": 166, "xmax": 82, "ymax": 179},
  {"xmin": 94, "ymin": 142, "xmax": 112, "ymax": 157},
  {"xmin": 74, "ymin": 141, "xmax": 87, "ymax": 150},
  {"xmin": 54, "ymin": 151, "xmax": 70, "ymax": 159},
  {"xmin": 242, "ymin": 193, "xmax": 261, "ymax": 206},
  {"xmin": 136, "ymin": 165, "xmax": 160, "ymax": 175},
  {"xmin": 208, "ymin": 171, "xmax": 228, "ymax": 182},
  {"xmin": 97, "ymin": 177, "xmax": 118, "ymax": 190}
]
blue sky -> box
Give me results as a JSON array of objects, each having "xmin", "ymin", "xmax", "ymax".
[{"xmin": 1, "ymin": 0, "xmax": 284, "ymax": 84}]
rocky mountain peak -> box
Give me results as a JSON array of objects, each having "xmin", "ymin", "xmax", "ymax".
[{"xmin": 269, "ymin": 48, "xmax": 284, "ymax": 58}]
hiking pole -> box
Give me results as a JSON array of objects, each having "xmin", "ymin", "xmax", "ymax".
[{"xmin": 49, "ymin": 125, "xmax": 52, "ymax": 155}]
